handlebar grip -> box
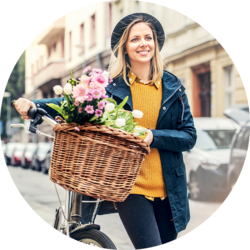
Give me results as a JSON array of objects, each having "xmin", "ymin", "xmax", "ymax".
[
  {"xmin": 27, "ymin": 108, "xmax": 37, "ymax": 119},
  {"xmin": 11, "ymin": 100, "xmax": 17, "ymax": 108}
]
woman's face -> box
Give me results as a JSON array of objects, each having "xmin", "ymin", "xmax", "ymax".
[{"xmin": 125, "ymin": 22, "xmax": 155, "ymax": 66}]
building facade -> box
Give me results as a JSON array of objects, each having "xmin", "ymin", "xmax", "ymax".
[
  {"xmin": 24, "ymin": 2, "xmax": 113, "ymax": 141},
  {"xmin": 23, "ymin": 0, "xmax": 247, "ymax": 142}
]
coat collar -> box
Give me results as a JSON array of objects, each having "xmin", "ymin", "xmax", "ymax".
[
  {"xmin": 128, "ymin": 70, "xmax": 161, "ymax": 89},
  {"xmin": 106, "ymin": 70, "xmax": 184, "ymax": 112}
]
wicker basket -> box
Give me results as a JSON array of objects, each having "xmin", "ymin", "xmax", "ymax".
[{"xmin": 49, "ymin": 119, "xmax": 150, "ymax": 202}]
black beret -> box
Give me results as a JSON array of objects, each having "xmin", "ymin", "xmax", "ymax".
[{"xmin": 111, "ymin": 12, "xmax": 165, "ymax": 57}]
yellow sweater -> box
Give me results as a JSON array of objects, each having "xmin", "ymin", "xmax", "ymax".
[{"xmin": 129, "ymin": 71, "xmax": 168, "ymax": 199}]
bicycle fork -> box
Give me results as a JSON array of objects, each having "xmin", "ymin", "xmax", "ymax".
[{"xmin": 54, "ymin": 190, "xmax": 103, "ymax": 236}]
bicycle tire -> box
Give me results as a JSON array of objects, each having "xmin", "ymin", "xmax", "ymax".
[{"xmin": 70, "ymin": 229, "xmax": 116, "ymax": 249}]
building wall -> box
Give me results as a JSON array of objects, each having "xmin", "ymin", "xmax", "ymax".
[
  {"xmin": 111, "ymin": 0, "xmax": 249, "ymax": 117},
  {"xmin": 23, "ymin": 0, "xmax": 247, "ymax": 142}
]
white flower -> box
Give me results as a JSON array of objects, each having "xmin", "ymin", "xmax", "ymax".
[
  {"xmin": 132, "ymin": 110, "xmax": 143, "ymax": 119},
  {"xmin": 102, "ymin": 70, "xmax": 110, "ymax": 80},
  {"xmin": 104, "ymin": 103, "xmax": 115, "ymax": 112},
  {"xmin": 115, "ymin": 118, "xmax": 126, "ymax": 127},
  {"xmin": 64, "ymin": 83, "xmax": 72, "ymax": 95},
  {"xmin": 53, "ymin": 85, "xmax": 63, "ymax": 95}
]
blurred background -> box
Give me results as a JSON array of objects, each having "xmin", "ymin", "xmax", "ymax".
[{"xmin": 1, "ymin": 1, "xmax": 249, "ymax": 249}]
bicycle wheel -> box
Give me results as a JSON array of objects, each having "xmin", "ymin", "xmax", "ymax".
[{"xmin": 70, "ymin": 229, "xmax": 116, "ymax": 249}]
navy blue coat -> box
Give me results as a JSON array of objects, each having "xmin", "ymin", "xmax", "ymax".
[{"xmin": 32, "ymin": 69, "xmax": 197, "ymax": 233}]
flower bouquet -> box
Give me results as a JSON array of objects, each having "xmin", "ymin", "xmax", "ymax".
[
  {"xmin": 48, "ymin": 66, "xmax": 148, "ymax": 139},
  {"xmin": 48, "ymin": 66, "xmax": 150, "ymax": 202}
]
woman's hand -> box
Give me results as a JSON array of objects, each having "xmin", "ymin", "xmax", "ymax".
[
  {"xmin": 15, "ymin": 98, "xmax": 36, "ymax": 120},
  {"xmin": 144, "ymin": 129, "xmax": 154, "ymax": 145}
]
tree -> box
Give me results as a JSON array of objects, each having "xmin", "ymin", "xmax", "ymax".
[{"xmin": 0, "ymin": 52, "xmax": 25, "ymax": 140}]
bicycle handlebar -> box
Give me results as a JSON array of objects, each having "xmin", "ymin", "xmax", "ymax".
[{"xmin": 11, "ymin": 99, "xmax": 57, "ymax": 136}]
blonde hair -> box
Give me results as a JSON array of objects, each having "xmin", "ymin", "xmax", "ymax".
[{"xmin": 108, "ymin": 16, "xmax": 165, "ymax": 86}]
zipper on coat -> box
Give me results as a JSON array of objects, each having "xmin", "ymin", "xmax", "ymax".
[{"xmin": 179, "ymin": 95, "xmax": 184, "ymax": 124}]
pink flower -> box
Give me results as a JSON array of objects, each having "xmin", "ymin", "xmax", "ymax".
[
  {"xmin": 86, "ymin": 94, "xmax": 93, "ymax": 102},
  {"xmin": 80, "ymin": 75, "xmax": 91, "ymax": 87},
  {"xmin": 89, "ymin": 81, "xmax": 102, "ymax": 90},
  {"xmin": 83, "ymin": 66, "xmax": 91, "ymax": 74},
  {"xmin": 95, "ymin": 109, "xmax": 103, "ymax": 117},
  {"xmin": 74, "ymin": 101, "xmax": 79, "ymax": 106},
  {"xmin": 79, "ymin": 107, "xmax": 83, "ymax": 113},
  {"xmin": 74, "ymin": 127, "xmax": 80, "ymax": 132},
  {"xmin": 92, "ymin": 89, "xmax": 102, "ymax": 99},
  {"xmin": 103, "ymin": 99, "xmax": 109, "ymax": 104},
  {"xmin": 72, "ymin": 84, "xmax": 89, "ymax": 103},
  {"xmin": 108, "ymin": 75, "xmax": 113, "ymax": 83},
  {"xmin": 85, "ymin": 105, "xmax": 94, "ymax": 114},
  {"xmin": 92, "ymin": 68, "xmax": 102, "ymax": 74},
  {"xmin": 98, "ymin": 101, "xmax": 105, "ymax": 109},
  {"xmin": 96, "ymin": 75, "xmax": 107, "ymax": 84}
]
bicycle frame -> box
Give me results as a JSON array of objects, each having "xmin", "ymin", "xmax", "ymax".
[{"xmin": 10, "ymin": 112, "xmax": 104, "ymax": 237}]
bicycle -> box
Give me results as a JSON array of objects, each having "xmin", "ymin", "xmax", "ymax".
[{"xmin": 10, "ymin": 101, "xmax": 117, "ymax": 249}]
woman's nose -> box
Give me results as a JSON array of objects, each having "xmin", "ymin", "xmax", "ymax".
[{"xmin": 140, "ymin": 38, "xmax": 148, "ymax": 47}]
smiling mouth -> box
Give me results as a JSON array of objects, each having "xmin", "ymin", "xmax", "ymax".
[{"xmin": 137, "ymin": 51, "xmax": 150, "ymax": 55}]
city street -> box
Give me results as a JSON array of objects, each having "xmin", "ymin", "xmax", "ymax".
[{"xmin": 7, "ymin": 165, "xmax": 222, "ymax": 250}]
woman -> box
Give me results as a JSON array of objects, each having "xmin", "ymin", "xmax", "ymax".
[{"xmin": 15, "ymin": 13, "xmax": 197, "ymax": 249}]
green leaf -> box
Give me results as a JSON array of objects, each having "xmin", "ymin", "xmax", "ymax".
[
  {"xmin": 104, "ymin": 98, "xmax": 117, "ymax": 106},
  {"xmin": 70, "ymin": 70, "xmax": 74, "ymax": 78},
  {"xmin": 104, "ymin": 120, "xmax": 116, "ymax": 126},
  {"xmin": 99, "ymin": 111, "xmax": 109, "ymax": 123},
  {"xmin": 64, "ymin": 94, "xmax": 71, "ymax": 108},
  {"xmin": 89, "ymin": 115, "xmax": 98, "ymax": 122},
  {"xmin": 116, "ymin": 96, "xmax": 128, "ymax": 110},
  {"xmin": 119, "ymin": 111, "xmax": 134, "ymax": 125},
  {"xmin": 46, "ymin": 103, "xmax": 63, "ymax": 116}
]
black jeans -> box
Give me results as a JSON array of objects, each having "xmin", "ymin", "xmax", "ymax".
[{"xmin": 115, "ymin": 194, "xmax": 178, "ymax": 249}]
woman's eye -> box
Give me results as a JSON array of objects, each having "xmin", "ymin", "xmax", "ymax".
[{"xmin": 131, "ymin": 37, "xmax": 152, "ymax": 42}]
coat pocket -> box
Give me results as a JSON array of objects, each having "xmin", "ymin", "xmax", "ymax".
[{"xmin": 174, "ymin": 162, "xmax": 188, "ymax": 206}]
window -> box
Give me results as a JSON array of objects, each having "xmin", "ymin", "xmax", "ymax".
[
  {"xmin": 224, "ymin": 65, "xmax": 233, "ymax": 109},
  {"xmin": 90, "ymin": 14, "xmax": 96, "ymax": 48},
  {"xmin": 50, "ymin": 89, "xmax": 54, "ymax": 98},
  {"xmin": 195, "ymin": 129, "xmax": 236, "ymax": 150},
  {"xmin": 233, "ymin": 127, "xmax": 245, "ymax": 149},
  {"xmin": 53, "ymin": 42, "xmax": 57, "ymax": 52},
  {"xmin": 135, "ymin": 1, "xmax": 140, "ymax": 12},
  {"xmin": 61, "ymin": 36, "xmax": 64, "ymax": 58},
  {"xmin": 234, "ymin": 128, "xmax": 250, "ymax": 151},
  {"xmin": 69, "ymin": 31, "xmax": 72, "ymax": 61},
  {"xmin": 79, "ymin": 23, "xmax": 84, "ymax": 54},
  {"xmin": 48, "ymin": 46, "xmax": 51, "ymax": 58},
  {"xmin": 107, "ymin": 3, "xmax": 112, "ymax": 37},
  {"xmin": 242, "ymin": 130, "xmax": 249, "ymax": 151}
]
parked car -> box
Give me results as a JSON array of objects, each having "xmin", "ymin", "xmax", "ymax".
[
  {"xmin": 4, "ymin": 143, "xmax": 18, "ymax": 166},
  {"xmin": 0, "ymin": 143, "xmax": 6, "ymax": 161},
  {"xmin": 41, "ymin": 151, "xmax": 52, "ymax": 174},
  {"xmin": 31, "ymin": 142, "xmax": 52, "ymax": 171},
  {"xmin": 224, "ymin": 108, "xmax": 250, "ymax": 192},
  {"xmin": 11, "ymin": 143, "xmax": 27, "ymax": 166},
  {"xmin": 21, "ymin": 143, "xmax": 38, "ymax": 168},
  {"xmin": 184, "ymin": 117, "xmax": 239, "ymax": 200}
]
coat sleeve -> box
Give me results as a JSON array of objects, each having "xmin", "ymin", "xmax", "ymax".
[
  {"xmin": 150, "ymin": 93, "xmax": 197, "ymax": 152},
  {"xmin": 32, "ymin": 97, "xmax": 65, "ymax": 120}
]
